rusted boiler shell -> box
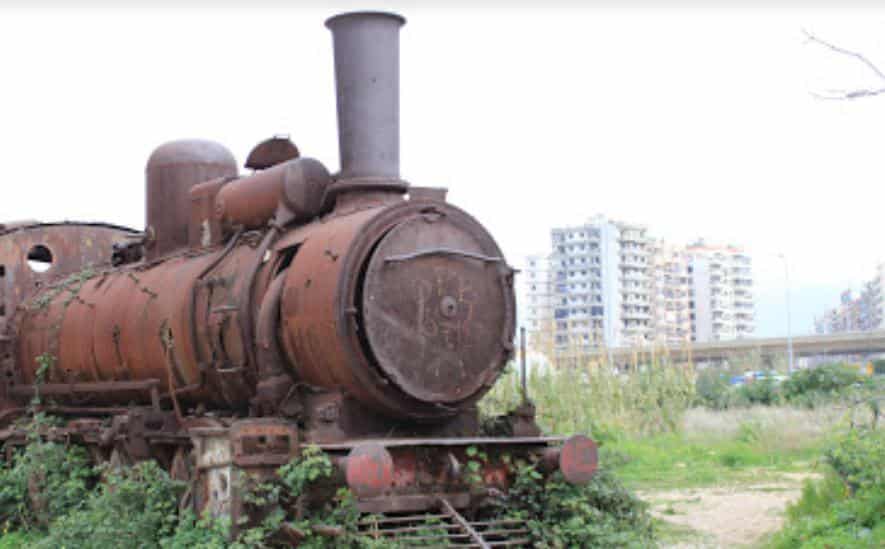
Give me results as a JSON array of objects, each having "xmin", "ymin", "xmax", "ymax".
[
  {"xmin": 14, "ymin": 196, "xmax": 515, "ymax": 419},
  {"xmin": 15, "ymin": 241, "xmax": 260, "ymax": 408},
  {"xmin": 146, "ymin": 140, "xmax": 238, "ymax": 260}
]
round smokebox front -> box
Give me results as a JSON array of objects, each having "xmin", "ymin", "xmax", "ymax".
[{"xmin": 360, "ymin": 207, "xmax": 514, "ymax": 405}]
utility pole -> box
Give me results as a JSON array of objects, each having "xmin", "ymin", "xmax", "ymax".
[
  {"xmin": 520, "ymin": 326, "xmax": 528, "ymax": 404},
  {"xmin": 779, "ymin": 253, "xmax": 794, "ymax": 374}
]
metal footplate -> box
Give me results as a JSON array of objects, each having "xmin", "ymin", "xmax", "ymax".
[{"xmin": 357, "ymin": 498, "xmax": 531, "ymax": 547}]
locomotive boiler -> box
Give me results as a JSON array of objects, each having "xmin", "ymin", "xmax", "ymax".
[{"xmin": 0, "ymin": 11, "xmax": 596, "ymax": 540}]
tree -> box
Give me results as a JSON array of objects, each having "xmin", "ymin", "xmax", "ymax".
[{"xmin": 804, "ymin": 29, "xmax": 885, "ymax": 100}]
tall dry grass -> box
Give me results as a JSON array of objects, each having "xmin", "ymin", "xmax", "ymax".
[
  {"xmin": 481, "ymin": 355, "xmax": 696, "ymax": 438},
  {"xmin": 681, "ymin": 405, "xmax": 845, "ymax": 452}
]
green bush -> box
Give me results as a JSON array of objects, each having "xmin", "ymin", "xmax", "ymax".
[
  {"xmin": 160, "ymin": 511, "xmax": 230, "ymax": 549},
  {"xmin": 694, "ymin": 368, "xmax": 732, "ymax": 409},
  {"xmin": 770, "ymin": 478, "xmax": 884, "ymax": 548},
  {"xmin": 823, "ymin": 427, "xmax": 885, "ymax": 494},
  {"xmin": 504, "ymin": 465, "xmax": 654, "ymax": 548},
  {"xmin": 694, "ymin": 363, "xmax": 872, "ymax": 411},
  {"xmin": 781, "ymin": 364, "xmax": 864, "ymax": 405},
  {"xmin": 769, "ymin": 427, "xmax": 885, "ymax": 548},
  {"xmin": 0, "ymin": 414, "xmax": 93, "ymax": 530},
  {"xmin": 36, "ymin": 461, "xmax": 185, "ymax": 549},
  {"xmin": 737, "ymin": 377, "xmax": 782, "ymax": 406}
]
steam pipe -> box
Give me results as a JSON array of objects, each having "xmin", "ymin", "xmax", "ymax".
[{"xmin": 326, "ymin": 11, "xmax": 405, "ymax": 182}]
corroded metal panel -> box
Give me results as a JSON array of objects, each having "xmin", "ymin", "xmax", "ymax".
[{"xmin": 0, "ymin": 223, "xmax": 137, "ymax": 321}]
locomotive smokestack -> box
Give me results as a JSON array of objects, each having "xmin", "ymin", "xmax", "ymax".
[{"xmin": 326, "ymin": 11, "xmax": 405, "ymax": 182}]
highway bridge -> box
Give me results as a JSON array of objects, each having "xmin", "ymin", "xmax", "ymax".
[{"xmin": 597, "ymin": 330, "xmax": 885, "ymax": 365}]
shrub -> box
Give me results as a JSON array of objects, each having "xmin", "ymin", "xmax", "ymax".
[
  {"xmin": 770, "ymin": 476, "xmax": 884, "ymax": 548},
  {"xmin": 160, "ymin": 511, "xmax": 230, "ymax": 549},
  {"xmin": 504, "ymin": 465, "xmax": 654, "ymax": 548},
  {"xmin": 780, "ymin": 364, "xmax": 864, "ymax": 405},
  {"xmin": 823, "ymin": 427, "xmax": 885, "ymax": 494},
  {"xmin": 769, "ymin": 427, "xmax": 885, "ymax": 548},
  {"xmin": 36, "ymin": 461, "xmax": 185, "ymax": 548},
  {"xmin": 694, "ymin": 368, "xmax": 732, "ymax": 410},
  {"xmin": 0, "ymin": 414, "xmax": 93, "ymax": 530},
  {"xmin": 737, "ymin": 376, "xmax": 782, "ymax": 406}
]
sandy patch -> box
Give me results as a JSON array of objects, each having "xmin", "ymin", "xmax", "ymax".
[{"xmin": 640, "ymin": 477, "xmax": 814, "ymax": 548}]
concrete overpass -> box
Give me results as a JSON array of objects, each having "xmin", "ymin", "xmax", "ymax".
[{"xmin": 596, "ymin": 330, "xmax": 885, "ymax": 365}]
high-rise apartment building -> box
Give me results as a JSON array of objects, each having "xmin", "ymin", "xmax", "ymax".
[
  {"xmin": 815, "ymin": 263, "xmax": 885, "ymax": 334},
  {"xmin": 815, "ymin": 290, "xmax": 864, "ymax": 334},
  {"xmin": 524, "ymin": 215, "xmax": 653, "ymax": 351},
  {"xmin": 681, "ymin": 240, "xmax": 755, "ymax": 342},
  {"xmin": 522, "ymin": 219, "xmax": 755, "ymax": 354},
  {"xmin": 648, "ymin": 240, "xmax": 754, "ymax": 344},
  {"xmin": 521, "ymin": 254, "xmax": 555, "ymax": 349},
  {"xmin": 649, "ymin": 242, "xmax": 693, "ymax": 345},
  {"xmin": 864, "ymin": 264, "xmax": 885, "ymax": 329}
]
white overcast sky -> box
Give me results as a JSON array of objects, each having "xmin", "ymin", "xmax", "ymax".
[{"xmin": 2, "ymin": 2, "xmax": 884, "ymax": 337}]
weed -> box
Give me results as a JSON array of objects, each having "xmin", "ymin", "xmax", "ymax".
[
  {"xmin": 503, "ymin": 464, "xmax": 655, "ymax": 548},
  {"xmin": 768, "ymin": 425, "xmax": 885, "ymax": 548},
  {"xmin": 606, "ymin": 405, "xmax": 834, "ymax": 490},
  {"xmin": 29, "ymin": 267, "xmax": 97, "ymax": 312},
  {"xmin": 0, "ymin": 413, "xmax": 93, "ymax": 530},
  {"xmin": 35, "ymin": 461, "xmax": 185, "ymax": 549}
]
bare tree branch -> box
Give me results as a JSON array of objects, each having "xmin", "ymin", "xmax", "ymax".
[
  {"xmin": 810, "ymin": 87, "xmax": 885, "ymax": 101},
  {"xmin": 803, "ymin": 28, "xmax": 885, "ymax": 100}
]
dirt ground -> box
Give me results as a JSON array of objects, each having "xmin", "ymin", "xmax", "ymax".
[{"xmin": 640, "ymin": 474, "xmax": 816, "ymax": 548}]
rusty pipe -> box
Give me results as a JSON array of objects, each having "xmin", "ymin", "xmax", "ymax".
[
  {"xmin": 214, "ymin": 158, "xmax": 332, "ymax": 230},
  {"xmin": 326, "ymin": 12, "xmax": 405, "ymax": 181}
]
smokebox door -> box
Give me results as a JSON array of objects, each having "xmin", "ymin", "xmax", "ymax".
[{"xmin": 361, "ymin": 212, "xmax": 508, "ymax": 404}]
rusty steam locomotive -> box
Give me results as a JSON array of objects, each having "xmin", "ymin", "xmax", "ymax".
[{"xmin": 0, "ymin": 10, "xmax": 596, "ymax": 534}]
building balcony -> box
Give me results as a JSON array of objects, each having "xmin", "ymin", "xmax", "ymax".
[
  {"xmin": 625, "ymin": 287, "xmax": 650, "ymax": 296},
  {"xmin": 713, "ymin": 322, "xmax": 736, "ymax": 330},
  {"xmin": 620, "ymin": 233, "xmax": 647, "ymax": 244}
]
